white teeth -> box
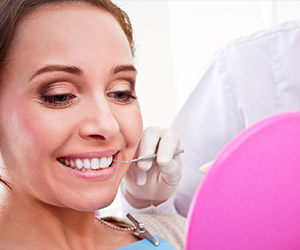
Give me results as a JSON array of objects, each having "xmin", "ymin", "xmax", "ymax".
[
  {"xmin": 83, "ymin": 159, "xmax": 90, "ymax": 169},
  {"xmin": 100, "ymin": 157, "xmax": 109, "ymax": 168},
  {"xmin": 60, "ymin": 156, "xmax": 113, "ymax": 170},
  {"xmin": 75, "ymin": 159, "xmax": 83, "ymax": 170},
  {"xmin": 107, "ymin": 156, "xmax": 113, "ymax": 166},
  {"xmin": 70, "ymin": 160, "xmax": 75, "ymax": 168},
  {"xmin": 91, "ymin": 158, "xmax": 100, "ymax": 170}
]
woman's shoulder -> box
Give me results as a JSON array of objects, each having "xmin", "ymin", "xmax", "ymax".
[{"xmin": 134, "ymin": 214, "xmax": 186, "ymax": 250}]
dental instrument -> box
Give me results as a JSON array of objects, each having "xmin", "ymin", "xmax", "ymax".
[{"xmin": 113, "ymin": 148, "xmax": 184, "ymax": 164}]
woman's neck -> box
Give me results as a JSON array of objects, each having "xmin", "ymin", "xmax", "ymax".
[{"xmin": 0, "ymin": 189, "xmax": 99, "ymax": 250}]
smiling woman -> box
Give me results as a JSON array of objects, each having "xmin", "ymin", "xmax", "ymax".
[{"xmin": 0, "ymin": 1, "xmax": 184, "ymax": 249}]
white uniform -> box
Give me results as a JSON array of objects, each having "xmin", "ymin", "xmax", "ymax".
[
  {"xmin": 122, "ymin": 20, "xmax": 300, "ymax": 217},
  {"xmin": 172, "ymin": 20, "xmax": 300, "ymax": 216}
]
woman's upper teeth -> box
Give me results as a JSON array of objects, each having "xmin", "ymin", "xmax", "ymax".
[{"xmin": 59, "ymin": 156, "xmax": 113, "ymax": 170}]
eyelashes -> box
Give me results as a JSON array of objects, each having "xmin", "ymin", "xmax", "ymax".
[
  {"xmin": 39, "ymin": 83, "xmax": 137, "ymax": 109},
  {"xmin": 107, "ymin": 91, "xmax": 137, "ymax": 104},
  {"xmin": 40, "ymin": 91, "xmax": 136, "ymax": 108},
  {"xmin": 38, "ymin": 82, "xmax": 77, "ymax": 108},
  {"xmin": 41, "ymin": 93, "xmax": 76, "ymax": 108}
]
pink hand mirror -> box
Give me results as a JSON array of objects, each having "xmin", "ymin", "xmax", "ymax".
[{"xmin": 185, "ymin": 112, "xmax": 300, "ymax": 250}]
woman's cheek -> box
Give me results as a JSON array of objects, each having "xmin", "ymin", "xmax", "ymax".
[
  {"xmin": 14, "ymin": 106, "xmax": 73, "ymax": 155},
  {"xmin": 118, "ymin": 105, "xmax": 143, "ymax": 149}
]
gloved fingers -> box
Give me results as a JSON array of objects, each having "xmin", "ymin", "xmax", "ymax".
[
  {"xmin": 156, "ymin": 128, "xmax": 180, "ymax": 166},
  {"xmin": 199, "ymin": 160, "xmax": 214, "ymax": 174},
  {"xmin": 131, "ymin": 127, "xmax": 180, "ymax": 186},
  {"xmin": 129, "ymin": 163, "xmax": 147, "ymax": 186},
  {"xmin": 137, "ymin": 127, "xmax": 161, "ymax": 171},
  {"xmin": 159, "ymin": 158, "xmax": 182, "ymax": 186}
]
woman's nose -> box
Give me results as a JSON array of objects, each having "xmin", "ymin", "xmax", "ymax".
[{"xmin": 78, "ymin": 98, "xmax": 120, "ymax": 142}]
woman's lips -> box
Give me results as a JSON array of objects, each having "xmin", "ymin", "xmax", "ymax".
[
  {"xmin": 57, "ymin": 151, "xmax": 120, "ymax": 181},
  {"xmin": 57, "ymin": 150, "xmax": 118, "ymax": 171},
  {"xmin": 57, "ymin": 156, "xmax": 113, "ymax": 171}
]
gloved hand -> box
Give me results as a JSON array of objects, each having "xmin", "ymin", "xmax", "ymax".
[
  {"xmin": 199, "ymin": 161, "xmax": 214, "ymax": 174},
  {"xmin": 123, "ymin": 127, "xmax": 182, "ymax": 208}
]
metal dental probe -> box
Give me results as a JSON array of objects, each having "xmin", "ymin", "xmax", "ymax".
[{"xmin": 113, "ymin": 148, "xmax": 184, "ymax": 164}]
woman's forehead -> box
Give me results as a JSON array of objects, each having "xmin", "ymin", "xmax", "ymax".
[
  {"xmin": 7, "ymin": 3, "xmax": 132, "ymax": 66},
  {"xmin": 1, "ymin": 3, "xmax": 133, "ymax": 85},
  {"xmin": 14, "ymin": 3, "xmax": 121, "ymax": 41}
]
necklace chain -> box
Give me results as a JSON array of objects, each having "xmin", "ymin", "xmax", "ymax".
[
  {"xmin": 96, "ymin": 213, "xmax": 160, "ymax": 246},
  {"xmin": 96, "ymin": 216, "xmax": 136, "ymax": 232}
]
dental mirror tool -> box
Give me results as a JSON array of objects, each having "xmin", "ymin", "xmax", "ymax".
[{"xmin": 113, "ymin": 148, "xmax": 184, "ymax": 164}]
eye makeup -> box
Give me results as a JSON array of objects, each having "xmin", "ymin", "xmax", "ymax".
[
  {"xmin": 107, "ymin": 91, "xmax": 137, "ymax": 104},
  {"xmin": 38, "ymin": 81, "xmax": 78, "ymax": 108},
  {"xmin": 106, "ymin": 81, "xmax": 137, "ymax": 105}
]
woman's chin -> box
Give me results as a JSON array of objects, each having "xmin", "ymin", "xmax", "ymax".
[
  {"xmin": 55, "ymin": 191, "xmax": 117, "ymax": 212},
  {"xmin": 67, "ymin": 200, "xmax": 115, "ymax": 212}
]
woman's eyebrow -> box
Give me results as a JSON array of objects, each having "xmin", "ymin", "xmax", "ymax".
[
  {"xmin": 112, "ymin": 64, "xmax": 137, "ymax": 75},
  {"xmin": 30, "ymin": 64, "xmax": 83, "ymax": 80},
  {"xmin": 29, "ymin": 64, "xmax": 136, "ymax": 80}
]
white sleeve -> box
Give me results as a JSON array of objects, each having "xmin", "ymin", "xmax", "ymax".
[{"xmin": 172, "ymin": 50, "xmax": 242, "ymax": 216}]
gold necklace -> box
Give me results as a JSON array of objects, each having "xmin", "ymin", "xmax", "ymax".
[{"xmin": 96, "ymin": 213, "xmax": 159, "ymax": 246}]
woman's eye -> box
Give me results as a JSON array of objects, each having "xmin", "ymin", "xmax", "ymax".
[
  {"xmin": 108, "ymin": 91, "xmax": 137, "ymax": 104},
  {"xmin": 41, "ymin": 94, "xmax": 76, "ymax": 108}
]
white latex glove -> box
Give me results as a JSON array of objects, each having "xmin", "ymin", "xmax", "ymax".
[
  {"xmin": 199, "ymin": 160, "xmax": 214, "ymax": 174},
  {"xmin": 123, "ymin": 127, "xmax": 182, "ymax": 208}
]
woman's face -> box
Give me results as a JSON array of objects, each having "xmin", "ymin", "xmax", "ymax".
[{"xmin": 0, "ymin": 4, "xmax": 143, "ymax": 211}]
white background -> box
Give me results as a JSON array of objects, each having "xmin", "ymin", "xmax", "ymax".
[{"xmin": 102, "ymin": 0, "xmax": 300, "ymax": 216}]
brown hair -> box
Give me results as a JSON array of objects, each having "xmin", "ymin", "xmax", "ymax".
[
  {"xmin": 0, "ymin": 0, "xmax": 135, "ymax": 188},
  {"xmin": 0, "ymin": 0, "xmax": 135, "ymax": 70}
]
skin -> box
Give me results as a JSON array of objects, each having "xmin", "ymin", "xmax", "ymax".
[{"xmin": 0, "ymin": 3, "xmax": 143, "ymax": 250}]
